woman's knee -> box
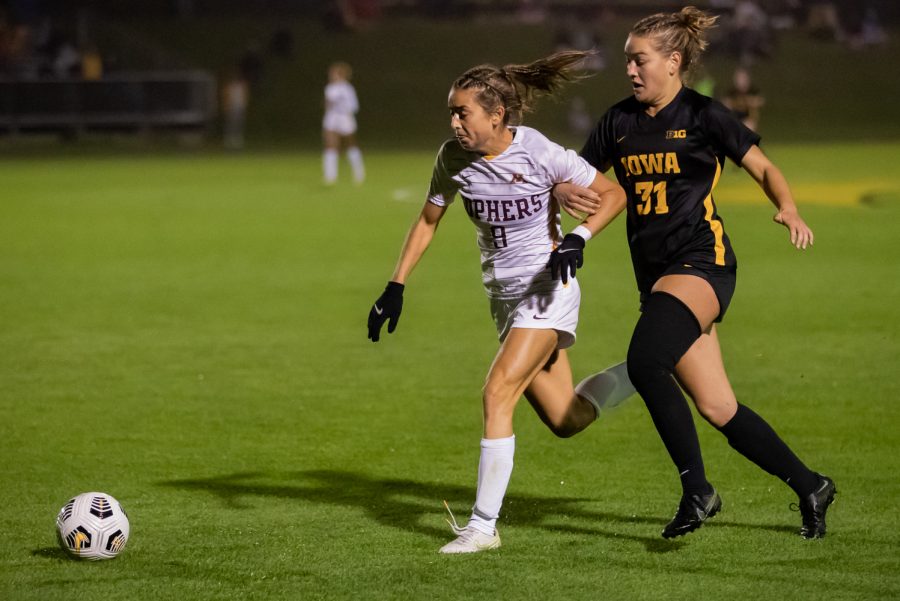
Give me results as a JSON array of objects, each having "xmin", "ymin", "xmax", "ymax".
[
  {"xmin": 694, "ymin": 397, "xmax": 737, "ymax": 427},
  {"xmin": 627, "ymin": 292, "xmax": 703, "ymax": 387},
  {"xmin": 482, "ymin": 382, "xmax": 517, "ymax": 423},
  {"xmin": 547, "ymin": 420, "xmax": 579, "ymax": 438},
  {"xmin": 537, "ymin": 395, "xmax": 594, "ymax": 439}
]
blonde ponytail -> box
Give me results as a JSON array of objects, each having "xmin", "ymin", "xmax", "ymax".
[{"xmin": 632, "ymin": 6, "xmax": 718, "ymax": 77}]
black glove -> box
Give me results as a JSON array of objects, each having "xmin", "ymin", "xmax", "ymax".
[
  {"xmin": 548, "ymin": 233, "xmax": 586, "ymax": 284},
  {"xmin": 368, "ymin": 281, "xmax": 404, "ymax": 342}
]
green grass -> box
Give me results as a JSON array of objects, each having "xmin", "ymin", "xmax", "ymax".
[{"xmin": 1, "ymin": 145, "xmax": 898, "ymax": 600}]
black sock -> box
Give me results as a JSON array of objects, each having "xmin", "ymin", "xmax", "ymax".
[
  {"xmin": 628, "ymin": 293, "xmax": 711, "ymax": 497},
  {"xmin": 650, "ymin": 392, "xmax": 709, "ymax": 497},
  {"xmin": 717, "ymin": 404, "xmax": 819, "ymax": 497}
]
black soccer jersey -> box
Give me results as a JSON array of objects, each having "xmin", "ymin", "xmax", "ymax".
[{"xmin": 581, "ymin": 86, "xmax": 760, "ymax": 295}]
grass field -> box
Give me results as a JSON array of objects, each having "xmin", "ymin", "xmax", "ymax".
[{"xmin": 1, "ymin": 145, "xmax": 898, "ymax": 600}]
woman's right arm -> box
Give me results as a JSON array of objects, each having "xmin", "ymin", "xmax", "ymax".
[
  {"xmin": 390, "ymin": 200, "xmax": 447, "ymax": 284},
  {"xmin": 553, "ymin": 157, "xmax": 613, "ymax": 218},
  {"xmin": 740, "ymin": 145, "xmax": 814, "ymax": 250},
  {"xmin": 368, "ymin": 200, "xmax": 447, "ymax": 342}
]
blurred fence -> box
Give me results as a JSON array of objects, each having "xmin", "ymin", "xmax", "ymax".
[{"xmin": 0, "ymin": 72, "xmax": 217, "ymax": 135}]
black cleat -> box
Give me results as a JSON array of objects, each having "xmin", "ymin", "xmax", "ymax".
[
  {"xmin": 662, "ymin": 488, "xmax": 722, "ymax": 539},
  {"xmin": 798, "ymin": 474, "xmax": 836, "ymax": 539}
]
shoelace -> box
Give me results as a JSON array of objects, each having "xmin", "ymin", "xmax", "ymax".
[
  {"xmin": 789, "ymin": 502, "xmax": 820, "ymax": 532},
  {"xmin": 443, "ymin": 500, "xmax": 466, "ymax": 536}
]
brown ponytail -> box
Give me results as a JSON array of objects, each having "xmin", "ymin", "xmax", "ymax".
[{"xmin": 452, "ymin": 50, "xmax": 595, "ymax": 125}]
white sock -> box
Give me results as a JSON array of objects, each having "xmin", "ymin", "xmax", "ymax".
[
  {"xmin": 575, "ymin": 361, "xmax": 635, "ymax": 418},
  {"xmin": 323, "ymin": 149, "xmax": 338, "ymax": 183},
  {"xmin": 346, "ymin": 146, "xmax": 365, "ymax": 183},
  {"xmin": 469, "ymin": 435, "xmax": 515, "ymax": 535}
]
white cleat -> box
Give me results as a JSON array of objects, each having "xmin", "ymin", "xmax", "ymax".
[
  {"xmin": 438, "ymin": 500, "xmax": 501, "ymax": 554},
  {"xmin": 439, "ymin": 525, "xmax": 501, "ymax": 554}
]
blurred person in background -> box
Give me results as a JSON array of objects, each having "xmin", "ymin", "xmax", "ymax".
[
  {"xmin": 553, "ymin": 6, "xmax": 835, "ymax": 541},
  {"xmin": 322, "ymin": 61, "xmax": 364, "ymax": 185},
  {"xmin": 843, "ymin": 2, "xmax": 888, "ymax": 49},
  {"xmin": 222, "ymin": 69, "xmax": 248, "ymax": 150},
  {"xmin": 731, "ymin": 0, "xmax": 771, "ymax": 63},
  {"xmin": 368, "ymin": 51, "xmax": 633, "ymax": 554},
  {"xmin": 49, "ymin": 31, "xmax": 78, "ymax": 78},
  {"xmin": 2, "ymin": 0, "xmax": 38, "ymax": 76},
  {"xmin": 80, "ymin": 42, "xmax": 101, "ymax": 80},
  {"xmin": 806, "ymin": 0, "xmax": 843, "ymax": 41},
  {"xmin": 238, "ymin": 40, "xmax": 263, "ymax": 87},
  {"xmin": 722, "ymin": 66, "xmax": 764, "ymax": 131}
]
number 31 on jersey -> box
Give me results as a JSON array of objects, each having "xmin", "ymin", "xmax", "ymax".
[{"xmin": 634, "ymin": 181, "xmax": 669, "ymax": 215}]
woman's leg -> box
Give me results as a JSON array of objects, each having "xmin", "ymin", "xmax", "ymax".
[
  {"xmin": 525, "ymin": 353, "xmax": 634, "ymax": 438},
  {"xmin": 322, "ymin": 130, "xmax": 340, "ymax": 184},
  {"xmin": 632, "ymin": 275, "xmax": 834, "ymax": 538},
  {"xmin": 674, "ymin": 326, "xmax": 738, "ymax": 427},
  {"xmin": 627, "ymin": 274, "xmax": 721, "ymax": 537},
  {"xmin": 342, "ymin": 133, "xmax": 365, "ymax": 184},
  {"xmin": 441, "ymin": 328, "xmax": 557, "ymax": 554},
  {"xmin": 630, "ymin": 275, "xmax": 718, "ymax": 492},
  {"xmin": 482, "ymin": 328, "xmax": 558, "ymax": 438},
  {"xmin": 676, "ymin": 326, "xmax": 825, "ymax": 502},
  {"xmin": 524, "ymin": 349, "xmax": 592, "ymax": 438}
]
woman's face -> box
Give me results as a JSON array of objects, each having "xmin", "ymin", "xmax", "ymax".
[
  {"xmin": 624, "ymin": 34, "xmax": 681, "ymax": 107},
  {"xmin": 328, "ymin": 65, "xmax": 346, "ymax": 82},
  {"xmin": 447, "ymin": 86, "xmax": 503, "ymax": 154}
]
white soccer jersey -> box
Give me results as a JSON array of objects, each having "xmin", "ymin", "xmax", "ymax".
[
  {"xmin": 323, "ymin": 81, "xmax": 358, "ymax": 121},
  {"xmin": 428, "ymin": 126, "xmax": 597, "ymax": 299}
]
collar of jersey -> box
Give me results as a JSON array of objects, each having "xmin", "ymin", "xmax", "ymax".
[
  {"xmin": 641, "ymin": 85, "xmax": 687, "ymax": 120},
  {"xmin": 483, "ymin": 126, "xmax": 520, "ymax": 161}
]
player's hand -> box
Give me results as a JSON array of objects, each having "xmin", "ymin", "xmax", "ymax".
[
  {"xmin": 553, "ymin": 182, "xmax": 601, "ymax": 218},
  {"xmin": 548, "ymin": 233, "xmax": 586, "ymax": 284},
  {"xmin": 368, "ymin": 281, "xmax": 404, "ymax": 342},
  {"xmin": 774, "ymin": 209, "xmax": 814, "ymax": 250}
]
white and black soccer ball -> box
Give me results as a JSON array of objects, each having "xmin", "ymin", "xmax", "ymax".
[{"xmin": 56, "ymin": 492, "xmax": 130, "ymax": 560}]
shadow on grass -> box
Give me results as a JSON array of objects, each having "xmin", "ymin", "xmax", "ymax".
[
  {"xmin": 161, "ymin": 469, "xmax": 694, "ymax": 553},
  {"xmin": 30, "ymin": 547, "xmax": 71, "ymax": 561}
]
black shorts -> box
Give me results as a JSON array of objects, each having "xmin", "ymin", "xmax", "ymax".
[{"xmin": 638, "ymin": 260, "xmax": 737, "ymax": 323}]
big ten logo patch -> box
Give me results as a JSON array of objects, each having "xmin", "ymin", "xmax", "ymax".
[{"xmin": 666, "ymin": 129, "xmax": 687, "ymax": 139}]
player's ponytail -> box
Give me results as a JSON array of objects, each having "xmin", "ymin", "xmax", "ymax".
[
  {"xmin": 452, "ymin": 50, "xmax": 595, "ymax": 125},
  {"xmin": 632, "ymin": 6, "xmax": 718, "ymax": 79}
]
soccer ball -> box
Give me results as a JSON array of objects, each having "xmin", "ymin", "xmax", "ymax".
[{"xmin": 56, "ymin": 492, "xmax": 130, "ymax": 560}]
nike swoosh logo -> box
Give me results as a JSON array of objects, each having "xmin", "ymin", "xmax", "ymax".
[
  {"xmin": 616, "ymin": 136, "xmax": 626, "ymax": 143},
  {"xmin": 533, "ymin": 315, "xmax": 548, "ymax": 320},
  {"xmin": 374, "ymin": 304, "xmax": 383, "ymax": 315},
  {"xmin": 557, "ymin": 249, "xmax": 578, "ymax": 254}
]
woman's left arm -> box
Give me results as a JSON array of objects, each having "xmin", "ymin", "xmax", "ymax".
[
  {"xmin": 580, "ymin": 171, "xmax": 627, "ymax": 236},
  {"xmin": 547, "ymin": 172, "xmax": 625, "ymax": 284},
  {"xmin": 741, "ymin": 144, "xmax": 813, "ymax": 250},
  {"xmin": 740, "ymin": 145, "xmax": 814, "ymax": 250}
]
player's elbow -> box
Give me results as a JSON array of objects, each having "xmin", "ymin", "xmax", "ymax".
[{"xmin": 609, "ymin": 185, "xmax": 627, "ymax": 214}]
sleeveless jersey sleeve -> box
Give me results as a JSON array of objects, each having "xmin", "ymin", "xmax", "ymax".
[{"xmin": 700, "ymin": 99, "xmax": 761, "ymax": 165}]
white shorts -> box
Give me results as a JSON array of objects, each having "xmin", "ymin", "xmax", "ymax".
[
  {"xmin": 490, "ymin": 278, "xmax": 581, "ymax": 349},
  {"xmin": 323, "ymin": 113, "xmax": 357, "ymax": 136}
]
